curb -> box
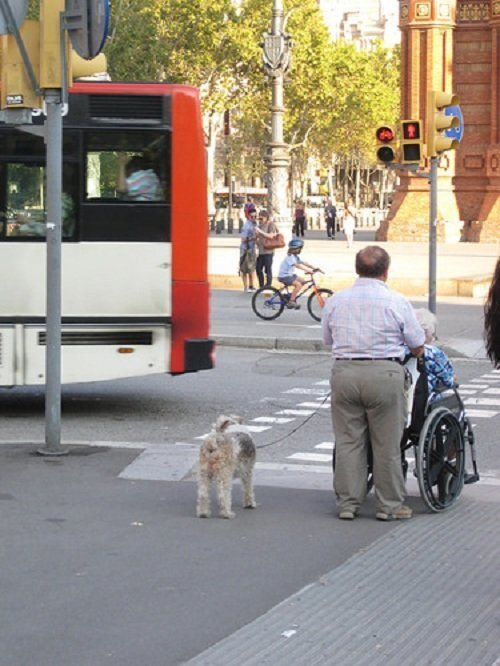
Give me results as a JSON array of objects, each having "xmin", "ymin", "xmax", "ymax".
[
  {"xmin": 209, "ymin": 274, "xmax": 493, "ymax": 299},
  {"xmin": 213, "ymin": 335, "xmax": 486, "ymax": 360}
]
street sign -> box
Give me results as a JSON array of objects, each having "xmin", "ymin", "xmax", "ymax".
[
  {"xmin": 444, "ymin": 104, "xmax": 464, "ymax": 142},
  {"xmin": 65, "ymin": 0, "xmax": 109, "ymax": 60},
  {"xmin": 0, "ymin": 0, "xmax": 28, "ymax": 35}
]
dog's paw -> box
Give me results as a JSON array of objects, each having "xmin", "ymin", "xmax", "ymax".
[
  {"xmin": 244, "ymin": 501, "xmax": 257, "ymax": 509},
  {"xmin": 197, "ymin": 511, "xmax": 211, "ymax": 518},
  {"xmin": 220, "ymin": 511, "xmax": 235, "ymax": 519}
]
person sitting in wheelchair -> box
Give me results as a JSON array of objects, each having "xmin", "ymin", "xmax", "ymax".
[
  {"xmin": 278, "ymin": 239, "xmax": 316, "ymax": 310},
  {"xmin": 412, "ymin": 308, "xmax": 478, "ymax": 485},
  {"xmin": 414, "ymin": 308, "xmax": 456, "ymax": 401}
]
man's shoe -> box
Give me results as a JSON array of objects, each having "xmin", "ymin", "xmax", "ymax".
[
  {"xmin": 286, "ymin": 301, "xmax": 300, "ymax": 310},
  {"xmin": 248, "ymin": 286, "xmax": 256, "ymax": 292},
  {"xmin": 376, "ymin": 505, "xmax": 413, "ymax": 521},
  {"xmin": 338, "ymin": 509, "xmax": 356, "ymax": 520}
]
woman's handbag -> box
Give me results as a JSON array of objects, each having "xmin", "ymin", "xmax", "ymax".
[{"xmin": 262, "ymin": 233, "xmax": 285, "ymax": 250}]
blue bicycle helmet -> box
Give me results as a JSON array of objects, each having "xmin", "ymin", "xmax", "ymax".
[{"xmin": 288, "ymin": 238, "xmax": 304, "ymax": 253}]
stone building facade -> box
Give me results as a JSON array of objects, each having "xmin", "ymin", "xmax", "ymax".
[{"xmin": 378, "ymin": 0, "xmax": 500, "ymax": 242}]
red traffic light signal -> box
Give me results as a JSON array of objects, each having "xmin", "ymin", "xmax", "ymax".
[
  {"xmin": 375, "ymin": 125, "xmax": 396, "ymax": 163},
  {"xmin": 375, "ymin": 126, "xmax": 395, "ymax": 143},
  {"xmin": 400, "ymin": 119, "xmax": 423, "ymax": 164},
  {"xmin": 401, "ymin": 121, "xmax": 420, "ymax": 140}
]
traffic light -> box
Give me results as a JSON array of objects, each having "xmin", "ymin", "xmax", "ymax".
[
  {"xmin": 375, "ymin": 125, "xmax": 397, "ymax": 164},
  {"xmin": 426, "ymin": 91, "xmax": 460, "ymax": 157},
  {"xmin": 0, "ymin": 21, "xmax": 42, "ymax": 110},
  {"xmin": 400, "ymin": 120, "xmax": 423, "ymax": 164}
]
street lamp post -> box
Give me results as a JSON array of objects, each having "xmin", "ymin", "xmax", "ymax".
[{"xmin": 262, "ymin": 0, "xmax": 292, "ymax": 236}]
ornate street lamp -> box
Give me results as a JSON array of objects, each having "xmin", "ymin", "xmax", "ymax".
[{"xmin": 262, "ymin": 0, "xmax": 292, "ymax": 235}]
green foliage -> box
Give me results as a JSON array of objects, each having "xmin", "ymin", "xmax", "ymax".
[{"xmin": 105, "ymin": 0, "xmax": 400, "ymax": 169}]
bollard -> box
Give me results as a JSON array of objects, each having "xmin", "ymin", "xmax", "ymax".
[
  {"xmin": 228, "ymin": 218, "xmax": 234, "ymax": 234},
  {"xmin": 216, "ymin": 219, "xmax": 223, "ymax": 234}
]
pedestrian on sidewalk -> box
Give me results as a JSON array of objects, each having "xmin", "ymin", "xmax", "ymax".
[
  {"xmin": 256, "ymin": 210, "xmax": 278, "ymax": 288},
  {"xmin": 294, "ymin": 199, "xmax": 306, "ymax": 237},
  {"xmin": 322, "ymin": 245, "xmax": 425, "ymax": 522},
  {"xmin": 484, "ymin": 258, "xmax": 500, "ymax": 366},
  {"xmin": 239, "ymin": 210, "xmax": 277, "ymax": 292},
  {"xmin": 342, "ymin": 198, "xmax": 356, "ymax": 248},
  {"xmin": 324, "ymin": 198, "xmax": 337, "ymax": 239}
]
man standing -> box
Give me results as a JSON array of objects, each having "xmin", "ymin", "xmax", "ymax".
[
  {"xmin": 322, "ymin": 246, "xmax": 425, "ymax": 521},
  {"xmin": 324, "ymin": 198, "xmax": 337, "ymax": 239}
]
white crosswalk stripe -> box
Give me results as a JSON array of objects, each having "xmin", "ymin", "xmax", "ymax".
[
  {"xmin": 287, "ymin": 452, "xmax": 332, "ymax": 463},
  {"xmin": 297, "ymin": 402, "xmax": 330, "ymax": 409},
  {"xmin": 315, "ymin": 442, "xmax": 334, "ymax": 450},
  {"xmin": 252, "ymin": 416, "xmax": 295, "ymax": 424},
  {"xmin": 276, "ymin": 409, "xmax": 315, "ymax": 416}
]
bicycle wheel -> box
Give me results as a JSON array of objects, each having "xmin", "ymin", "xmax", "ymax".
[
  {"xmin": 252, "ymin": 287, "xmax": 285, "ymax": 320},
  {"xmin": 307, "ymin": 288, "xmax": 333, "ymax": 322}
]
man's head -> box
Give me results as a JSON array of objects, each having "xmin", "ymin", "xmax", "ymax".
[
  {"xmin": 355, "ymin": 246, "xmax": 390, "ymax": 280},
  {"xmin": 258, "ymin": 210, "xmax": 270, "ymax": 222}
]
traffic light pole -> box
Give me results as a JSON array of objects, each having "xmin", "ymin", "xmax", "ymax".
[
  {"xmin": 386, "ymin": 160, "xmax": 437, "ymax": 314},
  {"xmin": 428, "ymin": 156, "xmax": 438, "ymax": 314},
  {"xmin": 38, "ymin": 88, "xmax": 67, "ymax": 456}
]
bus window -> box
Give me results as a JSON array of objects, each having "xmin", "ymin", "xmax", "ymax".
[
  {"xmin": 4, "ymin": 164, "xmax": 46, "ymax": 238},
  {"xmin": 0, "ymin": 162, "xmax": 78, "ymax": 241},
  {"xmin": 84, "ymin": 131, "xmax": 169, "ymax": 203}
]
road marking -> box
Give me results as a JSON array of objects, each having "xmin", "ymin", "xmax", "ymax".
[
  {"xmin": 465, "ymin": 409, "xmax": 499, "ymax": 418},
  {"xmin": 315, "ymin": 380, "xmax": 330, "ymax": 386},
  {"xmin": 461, "ymin": 384, "xmax": 488, "ymax": 389},
  {"xmin": 483, "ymin": 388, "xmax": 500, "ymax": 395},
  {"xmin": 255, "ymin": 462, "xmax": 331, "ymax": 474},
  {"xmin": 297, "ymin": 402, "xmax": 331, "ymax": 409},
  {"xmin": 276, "ymin": 409, "xmax": 315, "ymax": 416},
  {"xmin": 480, "ymin": 375, "xmax": 500, "ymax": 380},
  {"xmin": 195, "ymin": 425, "xmax": 272, "ymax": 439},
  {"xmin": 287, "ymin": 452, "xmax": 332, "ymax": 463},
  {"xmin": 252, "ymin": 416, "xmax": 295, "ymax": 424},
  {"xmin": 457, "ymin": 389, "xmax": 478, "ymax": 395},
  {"xmin": 465, "ymin": 398, "xmax": 500, "ymax": 407},
  {"xmin": 283, "ymin": 388, "xmax": 330, "ymax": 395},
  {"xmin": 315, "ymin": 441, "xmax": 334, "ymax": 450}
]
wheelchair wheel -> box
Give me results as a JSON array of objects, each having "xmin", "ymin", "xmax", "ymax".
[
  {"xmin": 332, "ymin": 444, "xmax": 374, "ymax": 494},
  {"xmin": 251, "ymin": 287, "xmax": 285, "ymax": 320},
  {"xmin": 307, "ymin": 288, "xmax": 333, "ymax": 322},
  {"xmin": 417, "ymin": 406, "xmax": 465, "ymax": 512}
]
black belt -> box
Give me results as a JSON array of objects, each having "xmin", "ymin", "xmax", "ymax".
[{"xmin": 335, "ymin": 357, "xmax": 403, "ymax": 364}]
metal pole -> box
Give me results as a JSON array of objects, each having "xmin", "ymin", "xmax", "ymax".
[
  {"xmin": 39, "ymin": 88, "xmax": 67, "ymax": 456},
  {"xmin": 428, "ymin": 156, "xmax": 438, "ymax": 314},
  {"xmin": 263, "ymin": 0, "xmax": 291, "ymax": 237}
]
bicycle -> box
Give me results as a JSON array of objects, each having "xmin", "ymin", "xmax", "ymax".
[{"xmin": 251, "ymin": 269, "xmax": 333, "ymax": 322}]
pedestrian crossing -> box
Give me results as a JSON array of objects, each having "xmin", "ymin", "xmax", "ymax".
[{"xmin": 118, "ymin": 368, "xmax": 500, "ymax": 486}]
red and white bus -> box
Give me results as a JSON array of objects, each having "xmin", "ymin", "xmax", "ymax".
[{"xmin": 0, "ymin": 81, "xmax": 214, "ymax": 387}]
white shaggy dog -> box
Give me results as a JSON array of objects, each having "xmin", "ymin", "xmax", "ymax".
[{"xmin": 196, "ymin": 415, "xmax": 257, "ymax": 519}]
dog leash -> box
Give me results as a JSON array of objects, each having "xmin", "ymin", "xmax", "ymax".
[{"xmin": 256, "ymin": 391, "xmax": 331, "ymax": 449}]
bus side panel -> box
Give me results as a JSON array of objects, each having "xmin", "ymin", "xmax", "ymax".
[
  {"xmin": 170, "ymin": 87, "xmax": 213, "ymax": 373},
  {"xmin": 170, "ymin": 281, "xmax": 212, "ymax": 374},
  {"xmin": 171, "ymin": 87, "xmax": 208, "ymax": 281}
]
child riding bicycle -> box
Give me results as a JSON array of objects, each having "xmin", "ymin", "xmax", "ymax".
[{"xmin": 278, "ymin": 239, "xmax": 317, "ymax": 309}]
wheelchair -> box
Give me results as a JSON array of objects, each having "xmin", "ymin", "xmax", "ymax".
[{"xmin": 332, "ymin": 357, "xmax": 480, "ymax": 513}]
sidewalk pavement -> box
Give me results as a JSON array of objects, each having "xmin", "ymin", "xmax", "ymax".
[
  {"xmin": 3, "ymin": 443, "xmax": 500, "ymax": 665},
  {"xmin": 208, "ymin": 231, "xmax": 499, "ymax": 298},
  {"xmin": 187, "ymin": 494, "xmax": 500, "ymax": 666}
]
